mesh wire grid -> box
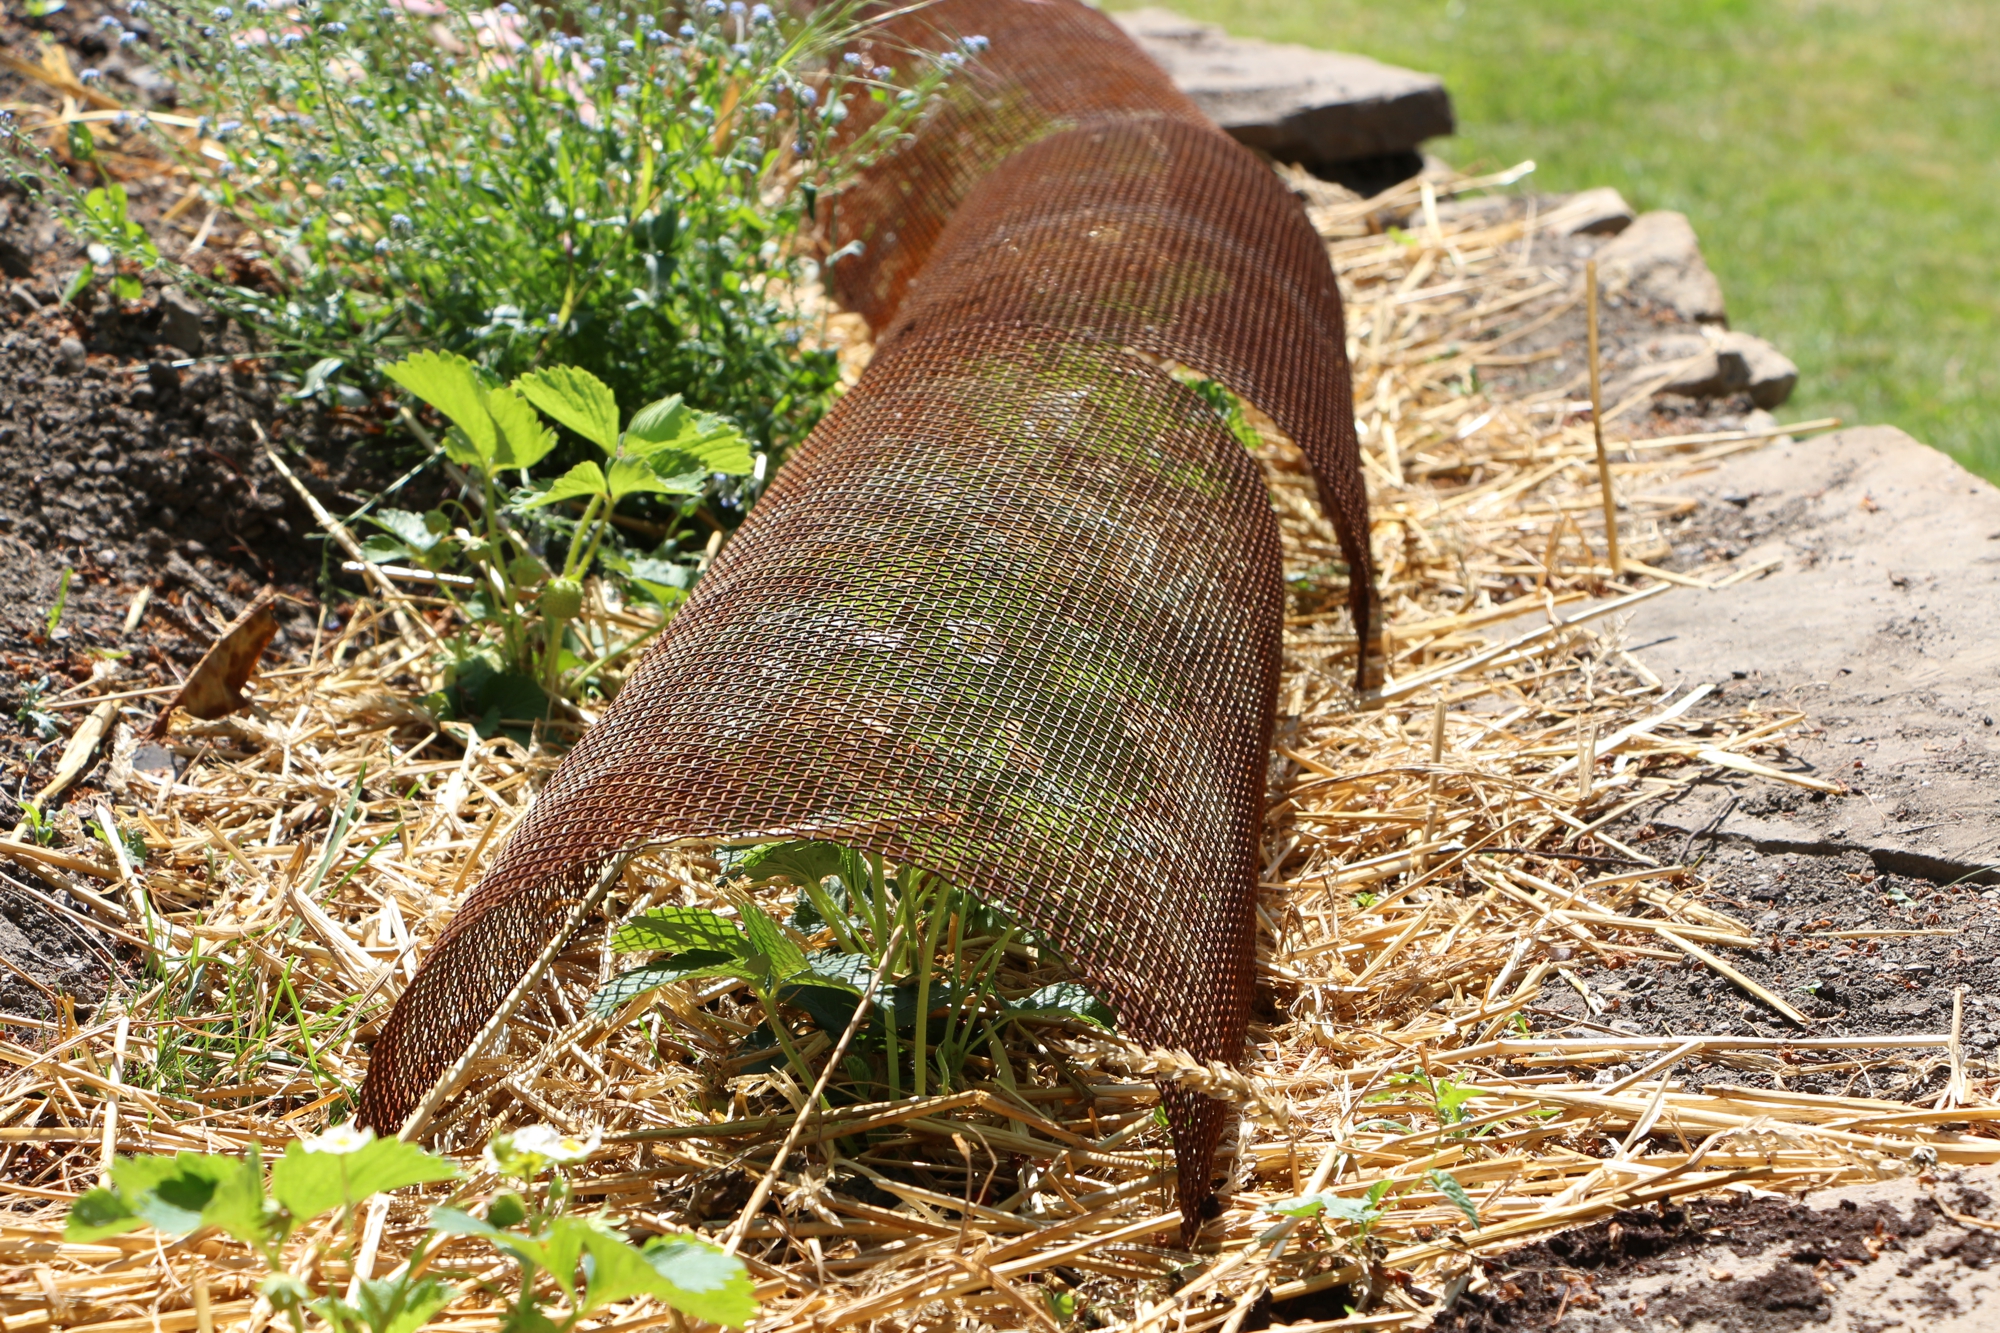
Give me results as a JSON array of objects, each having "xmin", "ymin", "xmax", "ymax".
[
  {"xmin": 356, "ymin": 0, "xmax": 1374, "ymax": 1237},
  {"xmin": 820, "ymin": 0, "xmax": 1207, "ymax": 331}
]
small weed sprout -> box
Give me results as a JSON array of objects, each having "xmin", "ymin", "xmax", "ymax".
[
  {"xmin": 1370, "ymin": 1070, "xmax": 1483, "ymax": 1127},
  {"xmin": 1260, "ymin": 1166, "xmax": 1478, "ymax": 1259},
  {"xmin": 90, "ymin": 812, "xmax": 151, "ymax": 867},
  {"xmin": 1425, "ymin": 1167, "xmax": 1482, "ymax": 1229},
  {"xmin": 1262, "ymin": 1177, "xmax": 1398, "ymax": 1251},
  {"xmin": 440, "ymin": 1122, "xmax": 751, "ymax": 1331},
  {"xmin": 43, "ymin": 566, "xmax": 73, "ymax": 638},
  {"xmin": 14, "ymin": 676, "xmax": 62, "ymax": 745},
  {"xmin": 14, "ymin": 800, "xmax": 59, "ymax": 847}
]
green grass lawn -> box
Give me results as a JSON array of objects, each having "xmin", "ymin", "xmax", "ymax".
[{"xmin": 1123, "ymin": 0, "xmax": 2000, "ymax": 479}]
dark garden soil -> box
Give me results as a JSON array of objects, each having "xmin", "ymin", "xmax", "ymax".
[
  {"xmin": 1252, "ymin": 1179, "xmax": 2000, "ymax": 1331},
  {"xmin": 1433, "ymin": 1177, "xmax": 2000, "ymax": 1333},
  {"xmin": 0, "ymin": 237, "xmax": 411, "ymax": 1019},
  {"xmin": 0, "ymin": 2, "xmax": 428, "ymax": 1021},
  {"xmin": 1519, "ymin": 794, "xmax": 2000, "ymax": 1102}
]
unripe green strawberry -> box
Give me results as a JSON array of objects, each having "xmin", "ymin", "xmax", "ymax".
[
  {"xmin": 508, "ymin": 555, "xmax": 547, "ymax": 588},
  {"xmin": 541, "ymin": 577, "xmax": 584, "ymax": 622}
]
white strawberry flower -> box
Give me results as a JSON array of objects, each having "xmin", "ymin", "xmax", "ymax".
[
  {"xmin": 483, "ymin": 1123, "xmax": 602, "ymax": 1176},
  {"xmin": 301, "ymin": 1122, "xmax": 375, "ymax": 1154},
  {"xmin": 513, "ymin": 1124, "xmax": 602, "ymax": 1162}
]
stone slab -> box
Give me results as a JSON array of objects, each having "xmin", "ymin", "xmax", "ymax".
[
  {"xmin": 1113, "ymin": 8, "xmax": 1454, "ymax": 167},
  {"xmin": 1594, "ymin": 210, "xmax": 1729, "ymax": 324},
  {"xmin": 1470, "ymin": 433, "xmax": 2000, "ymax": 1327},
  {"xmin": 1605, "ymin": 328, "xmax": 1799, "ymax": 408},
  {"xmin": 1539, "ymin": 185, "xmax": 1636, "ymax": 237},
  {"xmin": 1617, "ymin": 426, "xmax": 2000, "ymax": 881}
]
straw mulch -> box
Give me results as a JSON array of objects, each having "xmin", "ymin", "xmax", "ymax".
[{"xmin": 3, "ymin": 165, "xmax": 1991, "ymax": 1333}]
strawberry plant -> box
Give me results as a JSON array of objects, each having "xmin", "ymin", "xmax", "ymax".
[
  {"xmin": 359, "ymin": 350, "xmax": 749, "ymax": 726},
  {"xmin": 68, "ymin": 1122, "xmax": 754, "ymax": 1332}
]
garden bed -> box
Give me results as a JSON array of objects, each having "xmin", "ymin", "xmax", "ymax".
[{"xmin": 1, "ymin": 140, "xmax": 1993, "ymax": 1333}]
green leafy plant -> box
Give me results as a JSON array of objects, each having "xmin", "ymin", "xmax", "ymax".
[
  {"xmin": 595, "ymin": 842, "xmax": 1097, "ymax": 1102},
  {"xmin": 69, "ymin": 1124, "xmax": 461, "ymax": 1333},
  {"xmin": 91, "ymin": 813, "xmax": 151, "ymax": 868},
  {"xmin": 2, "ymin": 0, "xmax": 959, "ymax": 457},
  {"xmin": 1370, "ymin": 1070, "xmax": 1484, "ymax": 1127},
  {"xmin": 1263, "ymin": 1171, "xmax": 1479, "ymax": 1245},
  {"xmin": 65, "ymin": 1122, "xmax": 753, "ymax": 1332},
  {"xmin": 438, "ymin": 1126, "xmax": 753, "ymax": 1331},
  {"xmin": 363, "ymin": 352, "xmax": 750, "ymax": 719},
  {"xmin": 15, "ymin": 801, "xmax": 59, "ymax": 847},
  {"xmin": 1172, "ymin": 369, "xmax": 1265, "ymax": 452},
  {"xmin": 1262, "ymin": 1178, "xmax": 1397, "ymax": 1241},
  {"xmin": 591, "ymin": 892, "xmax": 868, "ymax": 1091},
  {"xmin": 1425, "ymin": 1167, "xmax": 1481, "ymax": 1230},
  {"xmin": 65, "ymin": 185, "xmax": 155, "ymax": 303}
]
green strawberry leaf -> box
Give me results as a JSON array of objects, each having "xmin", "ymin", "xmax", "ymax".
[
  {"xmin": 269, "ymin": 1135, "xmax": 458, "ymax": 1225},
  {"xmin": 1007, "ymin": 982, "xmax": 1115, "ymax": 1028},
  {"xmin": 364, "ymin": 508, "xmax": 446, "ymax": 554},
  {"xmin": 513, "ymin": 366, "xmax": 622, "ymax": 455},
  {"xmin": 383, "ymin": 352, "xmax": 498, "ymax": 461},
  {"xmin": 589, "ymin": 957, "xmax": 750, "ymax": 1016},
  {"xmin": 361, "ymin": 534, "xmax": 413, "ymax": 564},
  {"xmin": 515, "ymin": 461, "xmax": 610, "ymax": 509},
  {"xmin": 628, "ymin": 1234, "xmax": 756, "ymax": 1326},
  {"xmin": 613, "ymin": 907, "xmax": 746, "ymax": 955},
  {"xmin": 431, "ymin": 1208, "xmax": 581, "ymax": 1302},
  {"xmin": 487, "ymin": 384, "xmax": 558, "ymax": 470},
  {"xmin": 735, "ymin": 897, "xmax": 808, "ymax": 982},
  {"xmin": 606, "ymin": 455, "xmax": 701, "ymax": 500},
  {"xmin": 615, "ymin": 554, "xmax": 698, "ymax": 606},
  {"xmin": 64, "ymin": 1187, "xmax": 144, "ymax": 1242},
  {"xmin": 441, "ymin": 425, "xmax": 487, "ymax": 469},
  {"xmin": 637, "ymin": 452, "xmax": 710, "ymax": 494},
  {"xmin": 736, "ymin": 841, "xmax": 846, "ymax": 890},
  {"xmin": 793, "ymin": 950, "xmax": 868, "ymax": 991},
  {"xmin": 343, "ymin": 1274, "xmax": 459, "ymax": 1333},
  {"xmin": 623, "ymin": 394, "xmax": 754, "ymax": 475},
  {"xmin": 110, "ymin": 1152, "xmax": 261, "ymax": 1238}
]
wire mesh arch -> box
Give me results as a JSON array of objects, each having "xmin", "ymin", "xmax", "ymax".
[{"xmin": 356, "ymin": 0, "xmax": 1374, "ymax": 1236}]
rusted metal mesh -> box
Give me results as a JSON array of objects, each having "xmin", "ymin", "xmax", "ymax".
[
  {"xmin": 357, "ymin": 0, "xmax": 1373, "ymax": 1233},
  {"xmin": 820, "ymin": 0, "xmax": 1206, "ymax": 330}
]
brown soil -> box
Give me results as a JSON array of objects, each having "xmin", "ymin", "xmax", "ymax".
[
  {"xmin": 1517, "ymin": 799, "xmax": 1999, "ymax": 1101},
  {"xmin": 0, "ymin": 177, "xmax": 405, "ymax": 808},
  {"xmin": 1438, "ymin": 1172, "xmax": 2000, "ymax": 1333},
  {"xmin": 0, "ymin": 2, "xmax": 424, "ymax": 1025}
]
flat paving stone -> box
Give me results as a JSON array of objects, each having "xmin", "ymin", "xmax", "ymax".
[
  {"xmin": 1114, "ymin": 7, "xmax": 1454, "ymax": 170},
  {"xmin": 1526, "ymin": 426, "xmax": 2000, "ymax": 885}
]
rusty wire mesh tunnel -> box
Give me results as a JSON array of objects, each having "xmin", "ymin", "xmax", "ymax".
[{"xmin": 355, "ymin": 0, "xmax": 1375, "ymax": 1232}]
